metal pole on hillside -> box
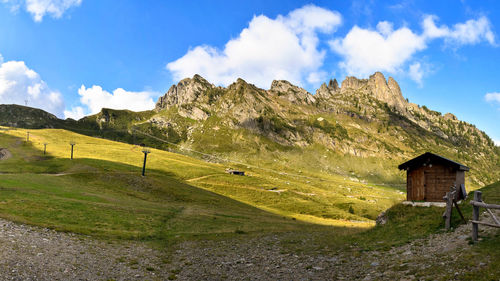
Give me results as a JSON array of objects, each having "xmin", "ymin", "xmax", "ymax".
[
  {"xmin": 142, "ymin": 148, "xmax": 150, "ymax": 176},
  {"xmin": 70, "ymin": 141, "xmax": 76, "ymax": 160},
  {"xmin": 43, "ymin": 143, "xmax": 48, "ymax": 155}
]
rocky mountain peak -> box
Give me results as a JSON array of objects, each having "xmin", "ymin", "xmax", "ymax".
[
  {"xmin": 269, "ymin": 80, "xmax": 316, "ymax": 104},
  {"xmin": 328, "ymin": 78, "xmax": 339, "ymax": 91},
  {"xmin": 366, "ymin": 72, "xmax": 406, "ymax": 111},
  {"xmin": 316, "ymin": 79, "xmax": 340, "ymax": 99},
  {"xmin": 444, "ymin": 113, "xmax": 458, "ymax": 121},
  {"xmin": 227, "ymin": 78, "xmax": 252, "ymax": 91},
  {"xmin": 340, "ymin": 76, "xmax": 367, "ymax": 91},
  {"xmin": 368, "ymin": 72, "xmax": 406, "ymax": 112},
  {"xmin": 270, "ymin": 80, "xmax": 316, "ymax": 105},
  {"xmin": 155, "ymin": 74, "xmax": 214, "ymax": 111}
]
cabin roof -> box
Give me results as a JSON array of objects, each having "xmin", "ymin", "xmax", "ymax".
[{"xmin": 398, "ymin": 152, "xmax": 469, "ymax": 171}]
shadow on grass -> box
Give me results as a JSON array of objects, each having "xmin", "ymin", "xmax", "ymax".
[{"xmin": 0, "ymin": 132, "xmax": 365, "ymax": 245}]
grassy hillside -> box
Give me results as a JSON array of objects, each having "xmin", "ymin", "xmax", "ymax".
[
  {"xmin": 0, "ymin": 127, "xmax": 405, "ymax": 242},
  {"xmin": 0, "ymin": 126, "xmax": 498, "ymax": 279},
  {"xmin": 55, "ymin": 75, "xmax": 498, "ymax": 191}
]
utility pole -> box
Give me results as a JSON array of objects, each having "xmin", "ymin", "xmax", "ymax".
[
  {"xmin": 43, "ymin": 143, "xmax": 48, "ymax": 155},
  {"xmin": 142, "ymin": 148, "xmax": 150, "ymax": 176},
  {"xmin": 70, "ymin": 141, "xmax": 76, "ymax": 160}
]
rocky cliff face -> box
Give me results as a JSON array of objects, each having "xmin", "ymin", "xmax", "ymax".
[
  {"xmin": 2, "ymin": 71, "xmax": 498, "ymax": 187},
  {"xmin": 269, "ymin": 80, "xmax": 316, "ymax": 105},
  {"xmin": 314, "ymin": 72, "xmax": 407, "ymax": 113},
  {"xmin": 155, "ymin": 74, "xmax": 215, "ymax": 110},
  {"xmin": 150, "ymin": 72, "xmax": 499, "ymax": 186},
  {"xmin": 156, "ymin": 72, "xmax": 407, "ymax": 118}
]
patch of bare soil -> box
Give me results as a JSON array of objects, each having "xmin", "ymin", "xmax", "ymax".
[
  {"xmin": 0, "ymin": 148, "xmax": 11, "ymax": 160},
  {"xmin": 0, "ymin": 212, "xmax": 498, "ymax": 280}
]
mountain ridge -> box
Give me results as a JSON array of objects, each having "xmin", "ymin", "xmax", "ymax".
[{"xmin": 1, "ymin": 72, "xmax": 498, "ymax": 187}]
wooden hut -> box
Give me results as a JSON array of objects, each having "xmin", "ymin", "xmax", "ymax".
[{"xmin": 398, "ymin": 152, "xmax": 469, "ymax": 202}]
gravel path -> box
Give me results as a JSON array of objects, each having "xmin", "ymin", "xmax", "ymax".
[
  {"xmin": 171, "ymin": 214, "xmax": 499, "ymax": 281},
  {"xmin": 0, "ymin": 219, "xmax": 170, "ymax": 280},
  {"xmin": 0, "ymin": 211, "xmax": 498, "ymax": 280}
]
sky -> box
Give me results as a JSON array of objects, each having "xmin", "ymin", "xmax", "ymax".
[{"xmin": 0, "ymin": 0, "xmax": 499, "ymax": 144}]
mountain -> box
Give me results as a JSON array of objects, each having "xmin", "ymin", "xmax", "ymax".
[
  {"xmin": 151, "ymin": 72, "xmax": 499, "ymax": 186},
  {"xmin": 0, "ymin": 104, "xmax": 63, "ymax": 128},
  {"xmin": 1, "ymin": 73, "xmax": 499, "ymax": 187}
]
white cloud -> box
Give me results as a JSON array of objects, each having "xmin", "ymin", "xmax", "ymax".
[
  {"xmin": 64, "ymin": 85, "xmax": 157, "ymax": 119},
  {"xmin": 330, "ymin": 15, "xmax": 495, "ymax": 82},
  {"xmin": 422, "ymin": 15, "xmax": 495, "ymax": 45},
  {"xmin": 2, "ymin": 0, "xmax": 82, "ymax": 22},
  {"xmin": 167, "ymin": 4, "xmax": 342, "ymax": 88},
  {"xmin": 408, "ymin": 62, "xmax": 424, "ymax": 86},
  {"xmin": 0, "ymin": 59, "xmax": 64, "ymax": 115},
  {"xmin": 485, "ymin": 92, "xmax": 500, "ymax": 104},
  {"xmin": 330, "ymin": 24, "xmax": 425, "ymax": 77},
  {"xmin": 494, "ymin": 139, "xmax": 500, "ymax": 146},
  {"xmin": 63, "ymin": 105, "xmax": 85, "ymax": 120}
]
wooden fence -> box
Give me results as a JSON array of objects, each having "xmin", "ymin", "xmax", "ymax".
[
  {"xmin": 442, "ymin": 186, "xmax": 466, "ymax": 231},
  {"xmin": 470, "ymin": 191, "xmax": 500, "ymax": 241}
]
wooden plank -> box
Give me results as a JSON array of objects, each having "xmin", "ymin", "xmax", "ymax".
[
  {"xmin": 444, "ymin": 191, "xmax": 455, "ymax": 230},
  {"xmin": 470, "ymin": 220, "xmax": 500, "ymax": 228},
  {"xmin": 470, "ymin": 201, "xmax": 500, "ymax": 210},
  {"xmin": 454, "ymin": 200, "xmax": 467, "ymax": 224},
  {"xmin": 485, "ymin": 208, "xmax": 500, "ymax": 226},
  {"xmin": 472, "ymin": 191, "xmax": 481, "ymax": 241}
]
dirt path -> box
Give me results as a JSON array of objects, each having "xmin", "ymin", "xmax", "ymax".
[
  {"xmin": 169, "ymin": 216, "xmax": 499, "ymax": 281},
  {"xmin": 186, "ymin": 174, "xmax": 222, "ymax": 182},
  {"xmin": 0, "ymin": 212, "xmax": 498, "ymax": 280},
  {"xmin": 0, "ymin": 218, "xmax": 172, "ymax": 280}
]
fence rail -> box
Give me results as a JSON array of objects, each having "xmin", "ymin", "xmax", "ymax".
[{"xmin": 470, "ymin": 191, "xmax": 500, "ymax": 242}]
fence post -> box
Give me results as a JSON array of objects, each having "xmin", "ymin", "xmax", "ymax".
[
  {"xmin": 472, "ymin": 191, "xmax": 482, "ymax": 242},
  {"xmin": 444, "ymin": 190, "xmax": 455, "ymax": 230}
]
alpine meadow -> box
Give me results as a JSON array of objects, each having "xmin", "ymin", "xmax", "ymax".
[{"xmin": 0, "ymin": 1, "xmax": 499, "ymax": 280}]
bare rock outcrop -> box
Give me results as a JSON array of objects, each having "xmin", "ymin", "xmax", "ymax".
[
  {"xmin": 315, "ymin": 79, "xmax": 340, "ymax": 99},
  {"xmin": 270, "ymin": 80, "xmax": 316, "ymax": 104},
  {"xmin": 340, "ymin": 76, "xmax": 367, "ymax": 91},
  {"xmin": 155, "ymin": 74, "xmax": 214, "ymax": 111},
  {"xmin": 367, "ymin": 72, "xmax": 406, "ymax": 112}
]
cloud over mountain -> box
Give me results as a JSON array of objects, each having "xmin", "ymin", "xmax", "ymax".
[
  {"xmin": 330, "ymin": 15, "xmax": 495, "ymax": 81},
  {"xmin": 167, "ymin": 4, "xmax": 495, "ymax": 88},
  {"xmin": 167, "ymin": 5, "xmax": 342, "ymax": 88},
  {"xmin": 64, "ymin": 85, "xmax": 157, "ymax": 120},
  {"xmin": 0, "ymin": 59, "xmax": 64, "ymax": 115}
]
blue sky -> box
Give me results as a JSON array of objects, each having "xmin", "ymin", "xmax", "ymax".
[{"xmin": 0, "ymin": 0, "xmax": 499, "ymax": 144}]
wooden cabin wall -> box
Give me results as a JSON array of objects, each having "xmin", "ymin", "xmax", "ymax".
[
  {"xmin": 407, "ymin": 164, "xmax": 458, "ymax": 201},
  {"xmin": 408, "ymin": 167, "xmax": 424, "ymax": 200}
]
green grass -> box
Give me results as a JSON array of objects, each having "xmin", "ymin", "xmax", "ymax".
[
  {"xmin": 2, "ymin": 128, "xmax": 392, "ymax": 243},
  {"xmin": 0, "ymin": 129, "xmax": 318, "ymax": 242},
  {"xmin": 0, "ymin": 127, "xmax": 404, "ymax": 229},
  {"xmin": 273, "ymin": 181, "xmax": 499, "ymax": 258},
  {"xmin": 1, "ymin": 127, "xmax": 497, "ymax": 279}
]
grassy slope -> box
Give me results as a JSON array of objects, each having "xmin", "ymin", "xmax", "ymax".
[
  {"xmin": 0, "ymin": 127, "xmax": 404, "ymax": 241},
  {"xmin": 0, "ymin": 129, "xmax": 313, "ymax": 241},
  {"xmin": 0, "ymin": 127, "xmax": 498, "ymax": 279}
]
